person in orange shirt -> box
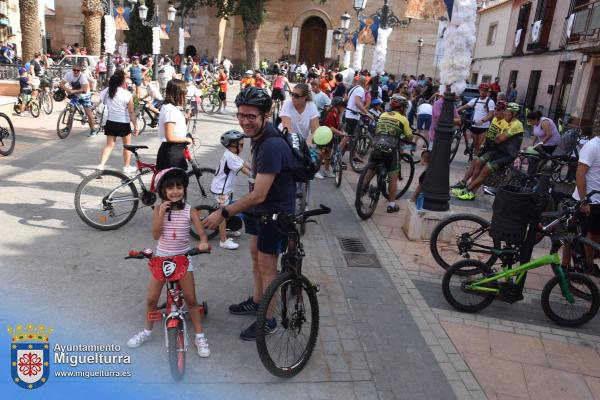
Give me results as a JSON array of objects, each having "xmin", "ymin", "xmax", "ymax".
[
  {"xmin": 320, "ymin": 72, "xmax": 333, "ymax": 95},
  {"xmin": 217, "ymin": 65, "xmax": 229, "ymax": 112},
  {"xmin": 240, "ymin": 70, "xmax": 255, "ymax": 89}
]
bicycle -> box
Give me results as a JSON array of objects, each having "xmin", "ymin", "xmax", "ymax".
[
  {"xmin": 354, "ymin": 139, "xmax": 415, "ymax": 220},
  {"xmin": 0, "ymin": 112, "xmax": 16, "ymax": 156},
  {"xmin": 296, "ymin": 182, "xmax": 310, "ymax": 235},
  {"xmin": 449, "ymin": 116, "xmax": 473, "ymax": 163},
  {"xmin": 199, "ymin": 83, "xmax": 222, "ymax": 115},
  {"xmin": 255, "ymin": 204, "xmax": 331, "ymax": 378},
  {"xmin": 190, "ymin": 203, "xmax": 243, "ymax": 241},
  {"xmin": 13, "ymin": 95, "xmax": 40, "ymax": 118},
  {"xmin": 441, "ymin": 194, "xmax": 600, "ymax": 327},
  {"xmin": 330, "ymin": 135, "xmax": 344, "ymax": 188},
  {"xmin": 135, "ymin": 99, "xmax": 160, "ymax": 135},
  {"xmin": 56, "ymin": 96, "xmax": 100, "ymax": 139},
  {"xmin": 348, "ymin": 115, "xmax": 375, "ymax": 174},
  {"xmin": 38, "ymin": 77, "xmax": 57, "ymax": 115},
  {"xmin": 125, "ymin": 247, "xmax": 210, "ymax": 381},
  {"xmin": 74, "ymin": 143, "xmax": 215, "ymax": 231}
]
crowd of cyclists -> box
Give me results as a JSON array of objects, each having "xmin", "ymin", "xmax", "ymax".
[{"xmin": 10, "ymin": 44, "xmax": 600, "ymax": 359}]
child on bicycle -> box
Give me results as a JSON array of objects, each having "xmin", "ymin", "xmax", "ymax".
[
  {"xmin": 127, "ymin": 167, "xmax": 211, "ymax": 357},
  {"xmin": 210, "ymin": 130, "xmax": 251, "ymax": 249},
  {"xmin": 141, "ymin": 74, "xmax": 163, "ymax": 126},
  {"xmin": 17, "ymin": 67, "xmax": 32, "ymax": 115}
]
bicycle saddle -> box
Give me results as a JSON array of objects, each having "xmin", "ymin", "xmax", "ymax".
[{"xmin": 124, "ymin": 145, "xmax": 148, "ymax": 152}]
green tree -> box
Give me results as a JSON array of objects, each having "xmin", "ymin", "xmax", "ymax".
[
  {"xmin": 177, "ymin": 0, "xmax": 324, "ymax": 69},
  {"xmin": 125, "ymin": 0, "xmax": 154, "ymax": 55}
]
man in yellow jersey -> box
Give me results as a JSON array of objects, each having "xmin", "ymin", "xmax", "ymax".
[
  {"xmin": 362, "ymin": 94, "xmax": 412, "ymax": 213},
  {"xmin": 452, "ymin": 102, "xmax": 524, "ymax": 200}
]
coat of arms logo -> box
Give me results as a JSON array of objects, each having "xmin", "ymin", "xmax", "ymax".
[{"xmin": 8, "ymin": 323, "xmax": 53, "ymax": 390}]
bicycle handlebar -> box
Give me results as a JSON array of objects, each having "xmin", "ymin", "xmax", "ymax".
[{"xmin": 125, "ymin": 246, "xmax": 211, "ymax": 260}]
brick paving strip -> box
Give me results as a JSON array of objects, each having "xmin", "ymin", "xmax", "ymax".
[{"xmin": 337, "ymin": 170, "xmax": 600, "ymax": 399}]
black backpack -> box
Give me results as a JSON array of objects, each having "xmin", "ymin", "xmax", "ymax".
[{"xmin": 280, "ymin": 127, "xmax": 319, "ymax": 182}]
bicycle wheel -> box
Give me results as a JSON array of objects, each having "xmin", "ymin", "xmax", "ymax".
[
  {"xmin": 74, "ymin": 170, "xmax": 139, "ymax": 230},
  {"xmin": 56, "ymin": 108, "xmax": 74, "ymax": 139},
  {"xmin": 349, "ymin": 133, "xmax": 372, "ymax": 173},
  {"xmin": 190, "ymin": 205, "xmax": 220, "ymax": 241},
  {"xmin": 200, "ymin": 93, "xmax": 217, "ymax": 114},
  {"xmin": 449, "ymin": 134, "xmax": 460, "ymax": 163},
  {"xmin": 137, "ymin": 111, "xmax": 147, "ymax": 134},
  {"xmin": 296, "ymin": 183, "xmax": 307, "ymax": 235},
  {"xmin": 355, "ymin": 166, "xmax": 380, "ymax": 220},
  {"xmin": 167, "ymin": 326, "xmax": 186, "ymax": 381},
  {"xmin": 187, "ymin": 168, "xmax": 216, "ymax": 209},
  {"xmin": 409, "ymin": 133, "xmax": 429, "ymax": 163},
  {"xmin": 0, "ymin": 113, "xmax": 16, "ymax": 156},
  {"xmin": 256, "ymin": 271, "xmax": 319, "ymax": 378},
  {"xmin": 333, "ymin": 152, "xmax": 343, "ymax": 188},
  {"xmin": 42, "ymin": 91, "xmax": 53, "ymax": 114},
  {"xmin": 29, "ymin": 101, "xmax": 40, "ymax": 118},
  {"xmin": 430, "ymin": 214, "xmax": 499, "ymax": 271},
  {"xmin": 383, "ymin": 153, "xmax": 415, "ymax": 200},
  {"xmin": 541, "ymin": 272, "xmax": 600, "ymax": 327},
  {"xmin": 442, "ymin": 259, "xmax": 496, "ymax": 312}
]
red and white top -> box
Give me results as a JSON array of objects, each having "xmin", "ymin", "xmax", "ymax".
[{"xmin": 156, "ymin": 204, "xmax": 191, "ymax": 255}]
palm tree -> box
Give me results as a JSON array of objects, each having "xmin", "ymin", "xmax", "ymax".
[
  {"xmin": 82, "ymin": 0, "xmax": 105, "ymax": 55},
  {"xmin": 19, "ymin": 0, "xmax": 41, "ymax": 62}
]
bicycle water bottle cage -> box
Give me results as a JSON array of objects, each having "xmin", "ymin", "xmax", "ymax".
[{"xmin": 148, "ymin": 256, "xmax": 188, "ymax": 282}]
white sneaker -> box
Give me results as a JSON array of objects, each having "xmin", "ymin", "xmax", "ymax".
[
  {"xmin": 195, "ymin": 335, "xmax": 211, "ymax": 357},
  {"xmin": 314, "ymin": 171, "xmax": 325, "ymax": 179},
  {"xmin": 95, "ymin": 165, "xmax": 105, "ymax": 171},
  {"xmin": 323, "ymin": 170, "xmax": 336, "ymax": 178},
  {"xmin": 226, "ymin": 230, "xmax": 241, "ymax": 237},
  {"xmin": 220, "ymin": 238, "xmax": 239, "ymax": 250},
  {"xmin": 122, "ymin": 165, "xmax": 137, "ymax": 174},
  {"xmin": 127, "ymin": 331, "xmax": 152, "ymax": 348}
]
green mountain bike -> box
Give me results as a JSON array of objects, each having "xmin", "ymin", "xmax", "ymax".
[{"xmin": 442, "ymin": 191, "xmax": 600, "ymax": 327}]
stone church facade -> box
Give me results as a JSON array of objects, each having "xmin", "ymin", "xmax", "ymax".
[{"xmin": 47, "ymin": 0, "xmax": 440, "ymax": 77}]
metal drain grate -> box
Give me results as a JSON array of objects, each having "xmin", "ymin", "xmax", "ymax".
[
  {"xmin": 337, "ymin": 236, "xmax": 368, "ymax": 253},
  {"xmin": 344, "ymin": 253, "xmax": 382, "ymax": 268}
]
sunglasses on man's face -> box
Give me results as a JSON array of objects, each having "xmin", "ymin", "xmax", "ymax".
[
  {"xmin": 291, "ymin": 93, "xmax": 306, "ymax": 99},
  {"xmin": 72, "ymin": 69, "xmax": 81, "ymax": 72}
]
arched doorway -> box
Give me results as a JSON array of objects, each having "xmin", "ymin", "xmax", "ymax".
[
  {"xmin": 185, "ymin": 45, "xmax": 197, "ymax": 58},
  {"xmin": 298, "ymin": 17, "xmax": 326, "ymax": 67}
]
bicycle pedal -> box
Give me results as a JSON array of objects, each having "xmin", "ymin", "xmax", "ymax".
[{"xmin": 313, "ymin": 283, "xmax": 320, "ymax": 293}]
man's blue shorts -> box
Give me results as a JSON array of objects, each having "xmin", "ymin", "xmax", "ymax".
[{"xmin": 243, "ymin": 214, "xmax": 288, "ymax": 255}]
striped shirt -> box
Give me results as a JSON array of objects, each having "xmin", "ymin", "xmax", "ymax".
[{"xmin": 156, "ymin": 204, "xmax": 191, "ymax": 255}]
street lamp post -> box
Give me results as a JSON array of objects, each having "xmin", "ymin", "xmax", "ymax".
[
  {"xmin": 139, "ymin": 0, "xmax": 176, "ymax": 80},
  {"xmin": 415, "ymin": 37, "xmax": 423, "ymax": 75}
]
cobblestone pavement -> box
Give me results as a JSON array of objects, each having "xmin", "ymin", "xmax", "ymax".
[{"xmin": 340, "ymin": 142, "xmax": 600, "ymax": 399}]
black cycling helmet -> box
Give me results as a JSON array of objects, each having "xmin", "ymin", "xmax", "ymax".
[
  {"xmin": 332, "ymin": 96, "xmax": 346, "ymax": 107},
  {"xmin": 155, "ymin": 167, "xmax": 189, "ymax": 200},
  {"xmin": 220, "ymin": 130, "xmax": 245, "ymax": 148},
  {"xmin": 53, "ymin": 87, "xmax": 66, "ymax": 102},
  {"xmin": 235, "ymin": 87, "xmax": 273, "ymax": 115}
]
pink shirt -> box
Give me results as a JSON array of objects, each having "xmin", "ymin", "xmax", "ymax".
[
  {"xmin": 156, "ymin": 204, "xmax": 191, "ymax": 255},
  {"xmin": 429, "ymin": 97, "xmax": 459, "ymax": 142}
]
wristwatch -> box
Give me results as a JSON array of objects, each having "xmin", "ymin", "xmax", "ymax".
[{"xmin": 220, "ymin": 207, "xmax": 230, "ymax": 219}]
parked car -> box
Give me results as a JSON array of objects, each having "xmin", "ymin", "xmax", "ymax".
[
  {"xmin": 56, "ymin": 55, "xmax": 99, "ymax": 78},
  {"xmin": 457, "ymin": 84, "xmax": 480, "ymax": 121}
]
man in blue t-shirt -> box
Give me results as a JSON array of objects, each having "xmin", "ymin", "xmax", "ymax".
[{"xmin": 204, "ymin": 87, "xmax": 296, "ymax": 340}]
